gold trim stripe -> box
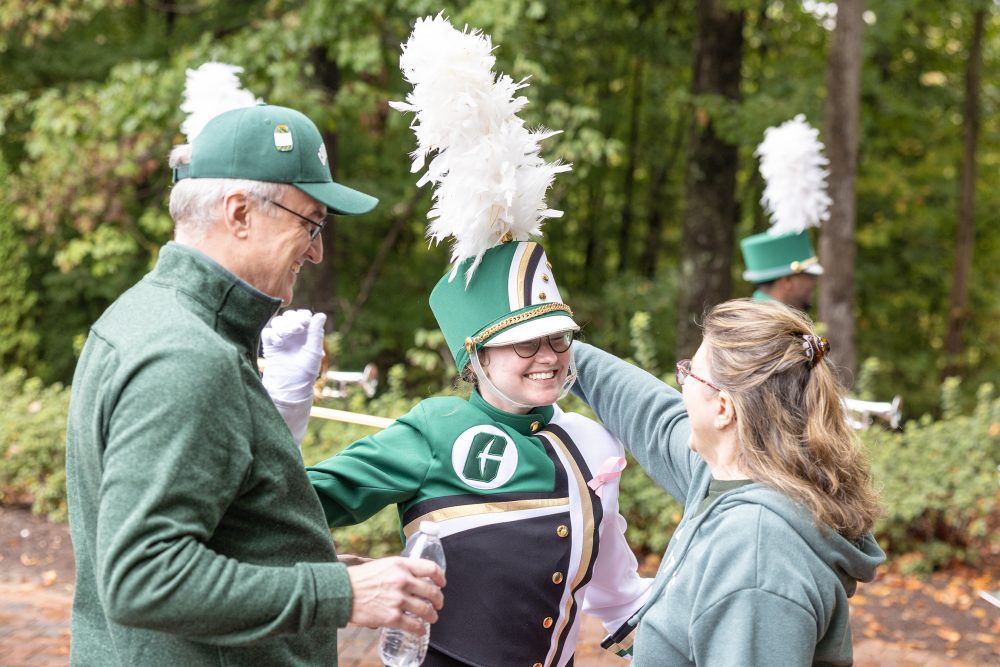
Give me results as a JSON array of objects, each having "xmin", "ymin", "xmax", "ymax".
[
  {"xmin": 472, "ymin": 303, "xmax": 574, "ymax": 345},
  {"xmin": 402, "ymin": 497, "xmax": 570, "ymax": 538},
  {"xmin": 514, "ymin": 241, "xmax": 537, "ymax": 309},
  {"xmin": 539, "ymin": 429, "xmax": 596, "ymax": 666},
  {"xmin": 789, "ymin": 256, "xmax": 819, "ymax": 273},
  {"xmin": 608, "ymin": 626, "xmax": 636, "ymax": 655}
]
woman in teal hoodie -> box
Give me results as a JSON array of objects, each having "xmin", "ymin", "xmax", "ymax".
[{"xmin": 572, "ymin": 298, "xmax": 885, "ymax": 665}]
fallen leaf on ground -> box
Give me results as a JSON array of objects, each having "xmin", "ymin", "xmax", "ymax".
[{"xmin": 934, "ymin": 629, "xmax": 961, "ymax": 643}]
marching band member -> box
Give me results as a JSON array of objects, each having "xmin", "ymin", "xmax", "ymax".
[{"xmin": 262, "ymin": 16, "xmax": 650, "ymax": 666}]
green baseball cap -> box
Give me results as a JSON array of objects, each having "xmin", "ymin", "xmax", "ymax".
[
  {"xmin": 430, "ymin": 241, "xmax": 579, "ymax": 371},
  {"xmin": 740, "ymin": 230, "xmax": 824, "ymax": 283},
  {"xmin": 173, "ymin": 104, "xmax": 377, "ymax": 215}
]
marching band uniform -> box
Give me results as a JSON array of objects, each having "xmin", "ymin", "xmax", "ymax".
[{"xmin": 292, "ymin": 241, "xmax": 651, "ymax": 666}]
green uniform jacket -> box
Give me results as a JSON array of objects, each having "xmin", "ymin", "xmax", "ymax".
[
  {"xmin": 65, "ymin": 242, "xmax": 352, "ymax": 666},
  {"xmin": 571, "ymin": 343, "xmax": 885, "ymax": 666},
  {"xmin": 306, "ymin": 391, "xmax": 651, "ymax": 667}
]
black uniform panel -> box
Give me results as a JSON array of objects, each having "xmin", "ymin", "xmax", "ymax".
[{"xmin": 429, "ymin": 512, "xmax": 574, "ymax": 667}]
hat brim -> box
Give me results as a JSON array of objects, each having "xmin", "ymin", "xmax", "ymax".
[
  {"xmin": 484, "ymin": 314, "xmax": 580, "ymax": 347},
  {"xmin": 296, "ymin": 180, "xmax": 378, "ymax": 215}
]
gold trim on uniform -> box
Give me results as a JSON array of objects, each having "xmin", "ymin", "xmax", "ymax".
[
  {"xmin": 537, "ymin": 429, "xmax": 597, "ymax": 664},
  {"xmin": 514, "ymin": 241, "xmax": 537, "ymax": 309},
  {"xmin": 609, "ymin": 626, "xmax": 637, "ymax": 654},
  {"xmin": 470, "ymin": 303, "xmax": 574, "ymax": 346},
  {"xmin": 403, "ymin": 497, "xmax": 570, "ymax": 538},
  {"xmin": 790, "ymin": 256, "xmax": 818, "ymax": 273}
]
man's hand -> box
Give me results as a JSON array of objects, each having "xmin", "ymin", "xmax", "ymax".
[
  {"xmin": 261, "ymin": 309, "xmax": 326, "ymax": 402},
  {"xmin": 347, "ymin": 557, "xmax": 446, "ymax": 635}
]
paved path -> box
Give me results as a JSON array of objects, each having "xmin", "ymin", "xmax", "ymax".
[
  {"xmin": 0, "ymin": 579, "xmax": 988, "ymax": 666},
  {"xmin": 0, "ymin": 580, "xmax": 618, "ymax": 667}
]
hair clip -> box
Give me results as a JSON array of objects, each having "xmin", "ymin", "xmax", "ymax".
[{"xmin": 802, "ymin": 335, "xmax": 830, "ymax": 368}]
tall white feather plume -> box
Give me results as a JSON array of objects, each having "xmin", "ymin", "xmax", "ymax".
[
  {"xmin": 179, "ymin": 62, "xmax": 260, "ymax": 142},
  {"xmin": 390, "ymin": 14, "xmax": 571, "ymax": 283},
  {"xmin": 755, "ymin": 114, "xmax": 831, "ymax": 236}
]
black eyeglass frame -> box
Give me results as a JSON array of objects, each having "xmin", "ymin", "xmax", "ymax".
[
  {"xmin": 265, "ymin": 198, "xmax": 329, "ymax": 241},
  {"xmin": 507, "ymin": 331, "xmax": 576, "ymax": 359},
  {"xmin": 675, "ymin": 358, "xmax": 722, "ymax": 392}
]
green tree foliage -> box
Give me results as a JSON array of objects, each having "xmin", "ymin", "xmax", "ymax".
[{"xmin": 1, "ymin": 2, "xmax": 997, "ymax": 410}]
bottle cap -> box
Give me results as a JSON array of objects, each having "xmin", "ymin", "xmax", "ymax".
[{"xmin": 419, "ymin": 521, "xmax": 440, "ymax": 536}]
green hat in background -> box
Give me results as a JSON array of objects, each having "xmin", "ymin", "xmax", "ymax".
[
  {"xmin": 430, "ymin": 241, "xmax": 579, "ymax": 371},
  {"xmin": 740, "ymin": 230, "xmax": 824, "ymax": 283},
  {"xmin": 174, "ymin": 103, "xmax": 377, "ymax": 215}
]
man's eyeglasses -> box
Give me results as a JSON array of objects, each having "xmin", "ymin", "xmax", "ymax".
[
  {"xmin": 266, "ymin": 199, "xmax": 328, "ymax": 241},
  {"xmin": 509, "ymin": 331, "xmax": 575, "ymax": 359},
  {"xmin": 675, "ymin": 359, "xmax": 721, "ymax": 392}
]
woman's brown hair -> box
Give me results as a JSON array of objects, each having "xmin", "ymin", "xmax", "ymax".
[{"xmin": 702, "ymin": 299, "xmax": 880, "ymax": 540}]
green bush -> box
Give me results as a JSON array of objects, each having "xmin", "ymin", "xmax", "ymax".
[
  {"xmin": 864, "ymin": 380, "xmax": 1000, "ymax": 573},
  {"xmin": 0, "ymin": 368, "xmax": 70, "ymax": 520}
]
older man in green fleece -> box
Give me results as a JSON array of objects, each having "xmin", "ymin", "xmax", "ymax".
[{"xmin": 65, "ymin": 103, "xmax": 444, "ymax": 666}]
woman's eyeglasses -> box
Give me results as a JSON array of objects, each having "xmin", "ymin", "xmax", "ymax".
[
  {"xmin": 509, "ymin": 331, "xmax": 575, "ymax": 359},
  {"xmin": 675, "ymin": 359, "xmax": 721, "ymax": 392}
]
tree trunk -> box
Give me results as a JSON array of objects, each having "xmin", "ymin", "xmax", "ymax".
[
  {"xmin": 293, "ymin": 52, "xmax": 341, "ymax": 324},
  {"xmin": 640, "ymin": 113, "xmax": 686, "ymax": 278},
  {"xmin": 819, "ymin": 0, "xmax": 865, "ymax": 379},
  {"xmin": 618, "ymin": 56, "xmax": 644, "ymax": 273},
  {"xmin": 676, "ymin": 0, "xmax": 744, "ymax": 358},
  {"xmin": 942, "ymin": 7, "xmax": 985, "ymax": 377}
]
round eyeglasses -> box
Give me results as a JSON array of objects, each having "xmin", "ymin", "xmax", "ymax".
[
  {"xmin": 508, "ymin": 331, "xmax": 575, "ymax": 359},
  {"xmin": 266, "ymin": 198, "xmax": 329, "ymax": 241},
  {"xmin": 675, "ymin": 359, "xmax": 721, "ymax": 392}
]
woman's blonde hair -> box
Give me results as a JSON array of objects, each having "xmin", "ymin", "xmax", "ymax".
[{"xmin": 702, "ymin": 299, "xmax": 880, "ymax": 540}]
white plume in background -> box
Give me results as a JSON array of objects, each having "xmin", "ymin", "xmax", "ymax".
[
  {"xmin": 755, "ymin": 114, "xmax": 832, "ymax": 236},
  {"xmin": 390, "ymin": 13, "xmax": 571, "ymax": 283},
  {"xmin": 179, "ymin": 62, "xmax": 260, "ymax": 142}
]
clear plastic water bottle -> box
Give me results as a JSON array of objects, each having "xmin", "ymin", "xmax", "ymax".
[{"xmin": 378, "ymin": 521, "xmax": 447, "ymax": 667}]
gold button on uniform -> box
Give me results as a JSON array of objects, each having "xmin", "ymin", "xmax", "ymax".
[
  {"xmin": 556, "ymin": 524, "xmax": 569, "ymax": 538},
  {"xmin": 552, "ymin": 571, "xmax": 564, "ymax": 584},
  {"xmin": 533, "ymin": 663, "xmax": 543, "ymax": 667},
  {"xmin": 542, "ymin": 274, "xmax": 550, "ymax": 283},
  {"xmin": 530, "ymin": 420, "xmax": 540, "ymax": 432},
  {"xmin": 538, "ymin": 292, "xmax": 547, "ymax": 300},
  {"xmin": 542, "ymin": 616, "xmax": 554, "ymax": 629}
]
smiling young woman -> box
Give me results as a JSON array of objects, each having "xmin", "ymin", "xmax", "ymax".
[{"xmin": 268, "ymin": 241, "xmax": 653, "ymax": 666}]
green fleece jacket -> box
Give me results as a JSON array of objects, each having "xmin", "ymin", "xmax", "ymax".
[
  {"xmin": 571, "ymin": 343, "xmax": 885, "ymax": 666},
  {"xmin": 65, "ymin": 242, "xmax": 352, "ymax": 666}
]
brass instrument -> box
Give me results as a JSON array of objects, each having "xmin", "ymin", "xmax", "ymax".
[
  {"xmin": 843, "ymin": 395, "xmax": 903, "ymax": 431},
  {"xmin": 311, "ymin": 362, "xmax": 391, "ymax": 428}
]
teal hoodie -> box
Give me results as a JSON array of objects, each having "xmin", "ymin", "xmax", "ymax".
[{"xmin": 571, "ymin": 343, "xmax": 885, "ymax": 666}]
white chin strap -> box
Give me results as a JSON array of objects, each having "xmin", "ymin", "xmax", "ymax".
[{"xmin": 468, "ymin": 346, "xmax": 579, "ymax": 411}]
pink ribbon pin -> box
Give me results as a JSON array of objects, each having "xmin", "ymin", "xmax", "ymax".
[{"xmin": 587, "ymin": 456, "xmax": 627, "ymax": 498}]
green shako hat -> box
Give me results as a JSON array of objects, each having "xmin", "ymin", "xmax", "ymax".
[
  {"xmin": 740, "ymin": 230, "xmax": 823, "ymax": 283},
  {"xmin": 430, "ymin": 241, "xmax": 578, "ymax": 371},
  {"xmin": 742, "ymin": 114, "xmax": 830, "ymax": 284},
  {"xmin": 172, "ymin": 64, "xmax": 376, "ymax": 215}
]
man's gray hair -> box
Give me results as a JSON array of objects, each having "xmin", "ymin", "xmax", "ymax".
[{"xmin": 168, "ymin": 144, "xmax": 290, "ymax": 243}]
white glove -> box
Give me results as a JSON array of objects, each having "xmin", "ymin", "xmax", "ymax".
[{"xmin": 261, "ymin": 309, "xmax": 327, "ymax": 403}]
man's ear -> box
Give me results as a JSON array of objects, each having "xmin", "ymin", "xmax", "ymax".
[{"xmin": 222, "ymin": 191, "xmax": 252, "ymax": 240}]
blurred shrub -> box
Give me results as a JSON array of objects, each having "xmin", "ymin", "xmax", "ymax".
[
  {"xmin": 0, "ymin": 368, "xmax": 70, "ymax": 520},
  {"xmin": 865, "ymin": 380, "xmax": 1000, "ymax": 574}
]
